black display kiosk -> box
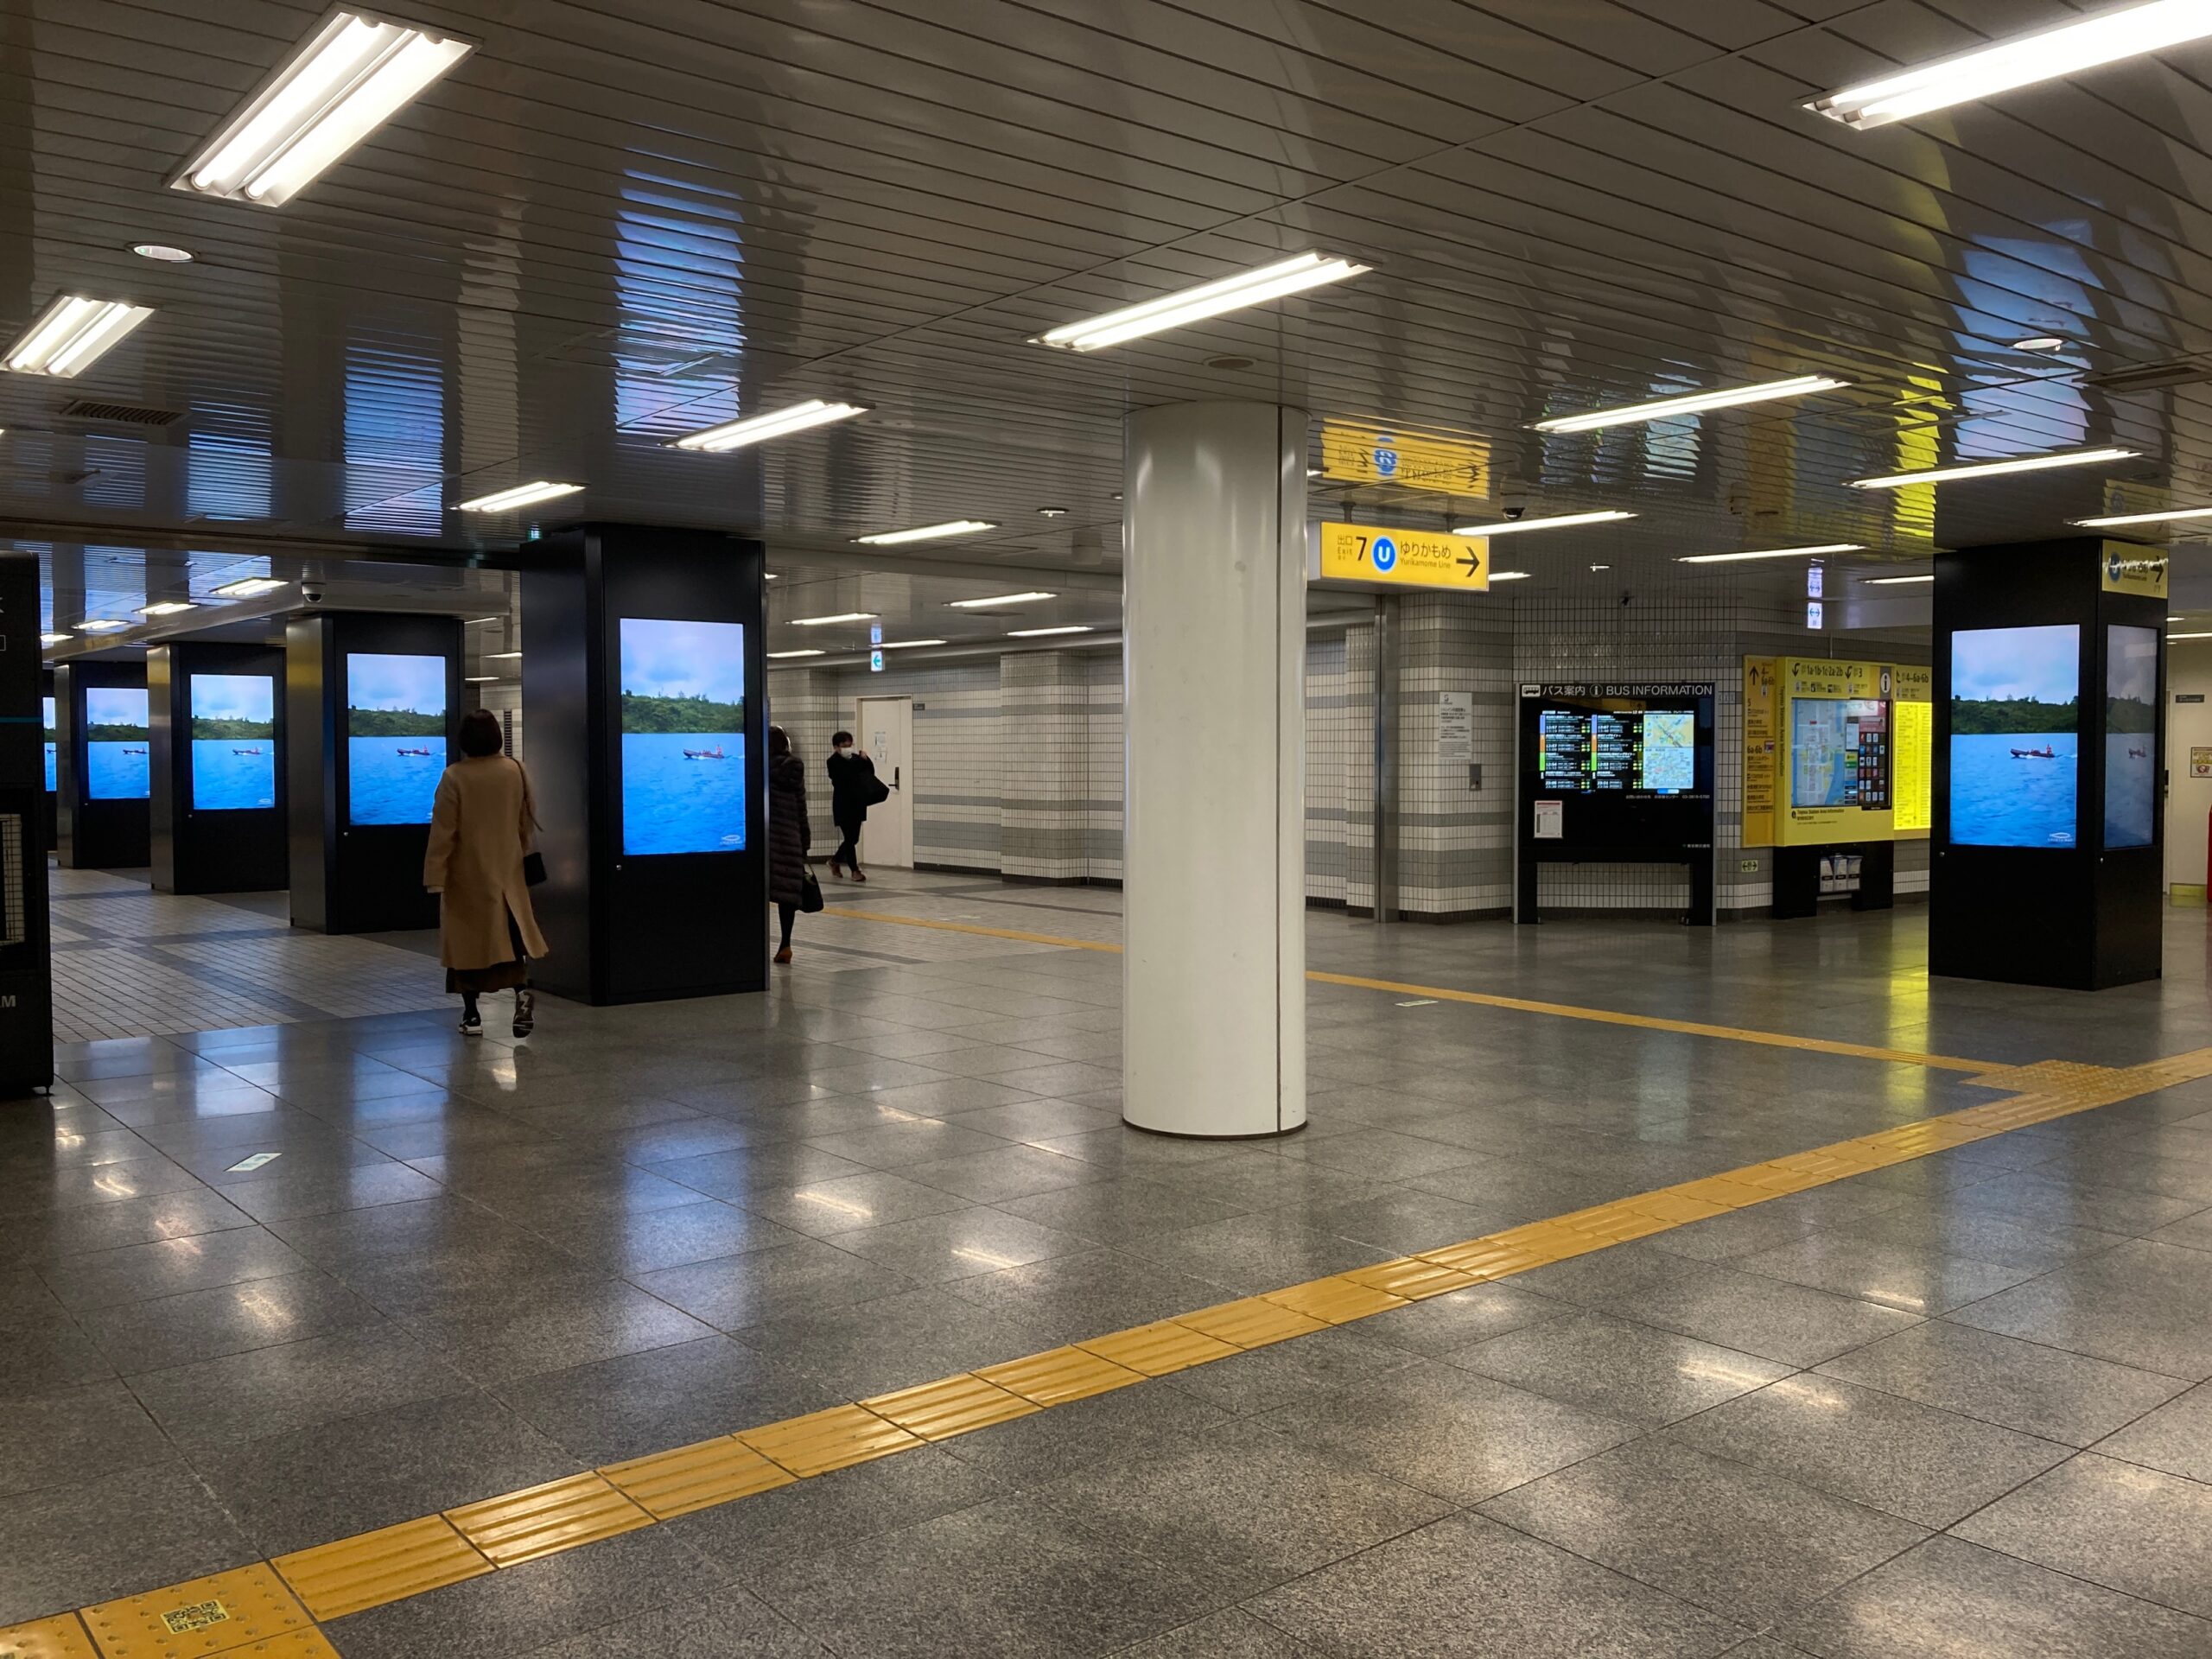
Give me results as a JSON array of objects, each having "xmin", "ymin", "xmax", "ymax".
[
  {"xmin": 523, "ymin": 523, "xmax": 768, "ymax": 1005},
  {"xmin": 0, "ymin": 553, "xmax": 54, "ymax": 1094},
  {"xmin": 1931, "ymin": 538, "xmax": 2164, "ymax": 990},
  {"xmin": 287, "ymin": 613, "xmax": 462, "ymax": 934},
  {"xmin": 54, "ymin": 659, "xmax": 151, "ymax": 870},
  {"xmin": 1515, "ymin": 682, "xmax": 1716, "ymax": 925},
  {"xmin": 149, "ymin": 642, "xmax": 286, "ymax": 895}
]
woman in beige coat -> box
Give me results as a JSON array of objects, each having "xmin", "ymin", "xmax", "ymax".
[{"xmin": 424, "ymin": 709, "xmax": 550, "ymax": 1037}]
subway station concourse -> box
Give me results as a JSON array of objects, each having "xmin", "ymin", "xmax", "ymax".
[{"xmin": 22, "ymin": 3, "xmax": 2212, "ymax": 1656}]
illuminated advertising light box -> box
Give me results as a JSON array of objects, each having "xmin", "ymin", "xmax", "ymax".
[
  {"xmin": 1949, "ymin": 625, "xmax": 2080, "ymax": 849},
  {"xmin": 2105, "ymin": 624, "xmax": 2158, "ymax": 849},
  {"xmin": 188, "ymin": 674, "xmax": 276, "ymax": 811},
  {"xmin": 1744, "ymin": 658, "xmax": 1931, "ymax": 847},
  {"xmin": 83, "ymin": 686, "xmax": 149, "ymax": 801},
  {"xmin": 42, "ymin": 695, "xmax": 55, "ymax": 793},
  {"xmin": 346, "ymin": 653, "xmax": 447, "ymax": 826},
  {"xmin": 618, "ymin": 618, "xmax": 747, "ymax": 855}
]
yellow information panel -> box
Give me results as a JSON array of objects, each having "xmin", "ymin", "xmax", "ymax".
[
  {"xmin": 2100, "ymin": 543, "xmax": 2169, "ymax": 598},
  {"xmin": 1314, "ymin": 520, "xmax": 1490, "ymax": 592},
  {"xmin": 1319, "ymin": 423, "xmax": 1491, "ymax": 496},
  {"xmin": 1744, "ymin": 657, "xmax": 1930, "ymax": 847}
]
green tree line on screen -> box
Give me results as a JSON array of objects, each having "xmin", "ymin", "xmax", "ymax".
[
  {"xmin": 192, "ymin": 716, "xmax": 276, "ymax": 741},
  {"xmin": 1950, "ymin": 696, "xmax": 2080, "ymax": 734},
  {"xmin": 620, "ymin": 691, "xmax": 746, "ymax": 734},
  {"xmin": 347, "ymin": 706, "xmax": 443, "ymax": 736},
  {"xmin": 85, "ymin": 721, "xmax": 149, "ymax": 741},
  {"xmin": 2108, "ymin": 695, "xmax": 2156, "ymax": 735}
]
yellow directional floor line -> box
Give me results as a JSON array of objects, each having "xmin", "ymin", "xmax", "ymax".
[
  {"xmin": 18, "ymin": 1046, "xmax": 2212, "ymax": 1652},
  {"xmin": 824, "ymin": 903, "xmax": 1996, "ymax": 1072}
]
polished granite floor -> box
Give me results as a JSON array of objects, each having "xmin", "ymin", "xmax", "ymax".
[{"xmin": 9, "ymin": 873, "xmax": 2212, "ymax": 1655}]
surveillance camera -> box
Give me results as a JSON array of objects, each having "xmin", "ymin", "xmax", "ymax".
[
  {"xmin": 301, "ymin": 584, "xmax": 325, "ymax": 605},
  {"xmin": 1503, "ymin": 505, "xmax": 1527, "ymax": 520}
]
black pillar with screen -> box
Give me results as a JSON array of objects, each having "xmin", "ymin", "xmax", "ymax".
[
  {"xmin": 149, "ymin": 641, "xmax": 286, "ymax": 894},
  {"xmin": 1931, "ymin": 538, "xmax": 2166, "ymax": 989},
  {"xmin": 523, "ymin": 524, "xmax": 767, "ymax": 1005},
  {"xmin": 54, "ymin": 659, "xmax": 151, "ymax": 870},
  {"xmin": 0, "ymin": 552, "xmax": 53, "ymax": 1094},
  {"xmin": 41, "ymin": 668, "xmax": 54, "ymax": 853},
  {"xmin": 286, "ymin": 613, "xmax": 462, "ymax": 934}
]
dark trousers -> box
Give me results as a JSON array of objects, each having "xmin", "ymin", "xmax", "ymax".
[
  {"xmin": 778, "ymin": 902, "xmax": 796, "ymax": 949},
  {"xmin": 834, "ymin": 818, "xmax": 862, "ymax": 871}
]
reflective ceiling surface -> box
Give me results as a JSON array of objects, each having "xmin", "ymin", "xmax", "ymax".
[{"xmin": 16, "ymin": 0, "xmax": 2212, "ymax": 661}]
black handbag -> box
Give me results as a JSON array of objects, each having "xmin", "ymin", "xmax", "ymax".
[
  {"xmin": 523, "ymin": 852, "xmax": 547, "ymax": 887},
  {"xmin": 798, "ymin": 868, "xmax": 825, "ymax": 913},
  {"xmin": 863, "ymin": 772, "xmax": 892, "ymax": 808}
]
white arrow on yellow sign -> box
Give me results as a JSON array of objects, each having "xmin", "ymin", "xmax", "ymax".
[{"xmin": 1313, "ymin": 520, "xmax": 1490, "ymax": 592}]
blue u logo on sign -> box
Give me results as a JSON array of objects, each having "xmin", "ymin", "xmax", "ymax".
[
  {"xmin": 1373, "ymin": 448, "xmax": 1398, "ymax": 476},
  {"xmin": 1372, "ymin": 535, "xmax": 1398, "ymax": 572}
]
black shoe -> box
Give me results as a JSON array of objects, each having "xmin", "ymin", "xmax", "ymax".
[
  {"xmin": 512, "ymin": 989, "xmax": 536, "ymax": 1039},
  {"xmin": 460, "ymin": 1009, "xmax": 483, "ymax": 1036}
]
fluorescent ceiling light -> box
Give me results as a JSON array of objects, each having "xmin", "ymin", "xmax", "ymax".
[
  {"xmin": 464, "ymin": 675, "xmax": 497, "ymax": 683},
  {"xmin": 1009, "ymin": 625, "xmax": 1096, "ymax": 637},
  {"xmin": 1449, "ymin": 510, "xmax": 1637, "ymax": 537},
  {"xmin": 1535, "ymin": 375, "xmax": 1846, "ymax": 434},
  {"xmin": 177, "ymin": 10, "xmax": 474, "ymax": 206},
  {"xmin": 791, "ymin": 612, "xmax": 878, "ymax": 626},
  {"xmin": 2075, "ymin": 504, "xmax": 2212, "ymax": 527},
  {"xmin": 877, "ymin": 639, "xmax": 946, "ymax": 650},
  {"xmin": 1490, "ymin": 570, "xmax": 1534, "ymax": 582},
  {"xmin": 1849, "ymin": 447, "xmax": 2137, "ymax": 489},
  {"xmin": 457, "ymin": 480, "xmax": 582, "ymax": 512},
  {"xmin": 854, "ymin": 520, "xmax": 995, "ymax": 545},
  {"xmin": 131, "ymin": 244, "xmax": 194, "ymax": 263},
  {"xmin": 1035, "ymin": 251, "xmax": 1370, "ymax": 352},
  {"xmin": 671, "ymin": 398, "xmax": 868, "ymax": 452},
  {"xmin": 2012, "ymin": 336, "xmax": 2068, "ymax": 352},
  {"xmin": 74, "ymin": 619, "xmax": 130, "ymax": 633},
  {"xmin": 213, "ymin": 576, "xmax": 288, "ymax": 598},
  {"xmin": 137, "ymin": 601, "xmax": 197, "ymax": 616},
  {"xmin": 486, "ymin": 651, "xmax": 522, "ymax": 659},
  {"xmin": 1863, "ymin": 574, "xmax": 1936, "ymax": 585},
  {"xmin": 5, "ymin": 296, "xmax": 155, "ymax": 378},
  {"xmin": 948, "ymin": 592, "xmax": 1055, "ymax": 608},
  {"xmin": 1808, "ymin": 1, "xmax": 2212, "ymax": 130},
  {"xmin": 40, "ymin": 632, "xmax": 67, "ymax": 645},
  {"xmin": 1678, "ymin": 543, "xmax": 1865, "ymax": 564},
  {"xmin": 2171, "ymin": 613, "xmax": 2186, "ymax": 620},
  {"xmin": 767, "ymin": 648, "xmax": 826, "ymax": 658},
  {"xmin": 2171, "ymin": 632, "xmax": 2212, "ymax": 639},
  {"xmin": 466, "ymin": 614, "xmax": 501, "ymax": 624}
]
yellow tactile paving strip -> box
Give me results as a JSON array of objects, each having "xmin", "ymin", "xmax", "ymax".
[{"xmin": 17, "ymin": 939, "xmax": 2212, "ymax": 1656}]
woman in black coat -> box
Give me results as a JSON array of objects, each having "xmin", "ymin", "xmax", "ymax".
[
  {"xmin": 766, "ymin": 724, "xmax": 810, "ymax": 963},
  {"xmin": 825, "ymin": 728, "xmax": 881, "ymax": 881}
]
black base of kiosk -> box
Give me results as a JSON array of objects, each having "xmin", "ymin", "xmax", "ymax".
[{"xmin": 1771, "ymin": 842, "xmax": 1895, "ymax": 921}]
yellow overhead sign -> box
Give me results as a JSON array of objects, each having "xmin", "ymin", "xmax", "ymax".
[
  {"xmin": 1319, "ymin": 423, "xmax": 1491, "ymax": 497},
  {"xmin": 2100, "ymin": 543, "xmax": 2169, "ymax": 598},
  {"xmin": 1314, "ymin": 521, "xmax": 1489, "ymax": 592}
]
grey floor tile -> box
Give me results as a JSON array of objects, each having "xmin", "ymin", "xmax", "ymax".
[
  {"xmin": 828, "ymin": 1205, "xmax": 1087, "ymax": 1283},
  {"xmin": 524, "ymin": 1582, "xmax": 831, "ymax": 1658},
  {"xmin": 78, "ymin": 1268, "xmax": 384, "ymax": 1374},
  {"xmin": 1123, "ymin": 1211, "xmax": 1394, "ymax": 1297},
  {"xmin": 528, "ymin": 1198, "xmax": 800, "ymax": 1274},
  {"xmin": 1357, "ymin": 1281, "xmax": 1569, "ymax": 1357},
  {"xmin": 213, "ymin": 1160, "xmax": 446, "ymax": 1222},
  {"xmin": 1109, "ymin": 1609, "xmax": 1319, "ymax": 1657},
  {"xmin": 1953, "ymin": 1452, "xmax": 2212, "ymax": 1618},
  {"xmin": 388, "ymin": 1274, "xmax": 718, "ymax": 1386},
  {"xmin": 1449, "ymin": 1311, "xmax": 1793, "ymax": 1425},
  {"xmin": 1481, "ymin": 1436, "xmax": 1929, "ymax": 1626},
  {"xmin": 940, "ymin": 1382, "xmax": 1237, "ymax": 1487},
  {"xmin": 995, "ymin": 1177, "xmax": 1252, "ymax": 1245},
  {"xmin": 2094, "ymin": 1382, "xmax": 2212, "ymax": 1483},
  {"xmin": 0, "ymin": 1459, "xmax": 258, "ymax": 1626},
  {"xmin": 738, "ymin": 1170, "xmax": 975, "ymax": 1238},
  {"xmin": 1249, "ymin": 1510, "xmax": 1748, "ymax": 1658},
  {"xmin": 128, "ymin": 1321, "xmax": 474, "ymax": 1449},
  {"xmin": 1577, "ymin": 1255, "xmax": 1924, "ymax": 1369},
  {"xmin": 803, "ymin": 1120, "xmax": 1014, "ymax": 1169},
  {"xmin": 0, "ymin": 1377, "xmax": 171, "ymax": 1500},
  {"xmin": 0, "ymin": 1313, "xmax": 117, "ymax": 1396},
  {"xmin": 1946, "ymin": 1238, "xmax": 2212, "ymax": 1378},
  {"xmin": 634, "ymin": 1237, "xmax": 915, "ymax": 1329},
  {"xmin": 1, "ymin": 1186, "xmax": 256, "ymax": 1265},
  {"xmin": 1776, "ymin": 1535, "xmax": 2212, "ymax": 1658},
  {"xmin": 901, "ymin": 1143, "xmax": 1105, "ymax": 1204},
  {"xmin": 1251, "ymin": 1357, "xmax": 1640, "ymax": 1504},
  {"xmin": 1730, "ymin": 1233, "xmax": 2043, "ymax": 1317},
  {"xmin": 1669, "ymin": 1374, "xmax": 2070, "ymax": 1527},
  {"xmin": 35, "ymin": 1225, "xmax": 309, "ymax": 1311},
  {"xmin": 1816, "ymin": 1319, "xmax": 2190, "ymax": 1445},
  {"xmin": 734, "ymin": 1284, "xmax": 1039, "ymax": 1398},
  {"xmin": 1162, "ymin": 1326, "xmax": 1422, "ymax": 1418}
]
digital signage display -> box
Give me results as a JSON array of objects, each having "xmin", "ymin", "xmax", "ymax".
[
  {"xmin": 1790, "ymin": 698, "xmax": 1889, "ymax": 810},
  {"xmin": 83, "ymin": 687, "xmax": 149, "ymax": 801},
  {"xmin": 1535, "ymin": 707, "xmax": 1697, "ymax": 797},
  {"xmin": 619, "ymin": 617, "xmax": 746, "ymax": 855},
  {"xmin": 189, "ymin": 674, "xmax": 276, "ymax": 811},
  {"xmin": 42, "ymin": 696, "xmax": 54, "ymax": 794},
  {"xmin": 346, "ymin": 653, "xmax": 446, "ymax": 826},
  {"xmin": 1949, "ymin": 625, "xmax": 2079, "ymax": 849},
  {"xmin": 2106, "ymin": 625, "xmax": 2158, "ymax": 850}
]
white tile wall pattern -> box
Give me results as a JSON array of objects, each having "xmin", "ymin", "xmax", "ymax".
[{"xmin": 1002, "ymin": 651, "xmax": 1089, "ymax": 882}]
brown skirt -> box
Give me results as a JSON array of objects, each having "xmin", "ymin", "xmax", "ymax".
[{"xmin": 448, "ymin": 913, "xmax": 529, "ymax": 994}]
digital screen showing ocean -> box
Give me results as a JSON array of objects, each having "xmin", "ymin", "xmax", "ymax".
[
  {"xmin": 1949, "ymin": 625, "xmax": 2079, "ymax": 849},
  {"xmin": 190, "ymin": 673, "xmax": 276, "ymax": 811},
  {"xmin": 84, "ymin": 686, "xmax": 149, "ymax": 801},
  {"xmin": 346, "ymin": 653, "xmax": 447, "ymax": 826},
  {"xmin": 619, "ymin": 617, "xmax": 746, "ymax": 855},
  {"xmin": 2106, "ymin": 625, "xmax": 2158, "ymax": 850}
]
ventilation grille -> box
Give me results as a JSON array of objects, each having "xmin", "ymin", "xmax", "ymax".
[
  {"xmin": 2085, "ymin": 359, "xmax": 2212, "ymax": 395},
  {"xmin": 57, "ymin": 397, "xmax": 186, "ymax": 428}
]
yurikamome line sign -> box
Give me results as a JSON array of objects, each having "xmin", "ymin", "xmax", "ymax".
[{"xmin": 1313, "ymin": 520, "xmax": 1490, "ymax": 591}]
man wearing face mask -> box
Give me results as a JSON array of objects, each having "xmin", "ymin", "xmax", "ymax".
[{"xmin": 825, "ymin": 729, "xmax": 886, "ymax": 880}]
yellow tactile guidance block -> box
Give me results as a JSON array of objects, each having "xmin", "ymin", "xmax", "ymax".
[
  {"xmin": 863, "ymin": 1375, "xmax": 1040, "ymax": 1440},
  {"xmin": 0, "ymin": 1613, "xmax": 98, "ymax": 1659},
  {"xmin": 976, "ymin": 1345, "xmax": 1145, "ymax": 1405},
  {"xmin": 1077, "ymin": 1319, "xmax": 1239, "ymax": 1376},
  {"xmin": 445, "ymin": 1473, "xmax": 652, "ymax": 1568},
  {"xmin": 1262, "ymin": 1276, "xmax": 1409, "ymax": 1324},
  {"xmin": 601, "ymin": 1435, "xmax": 796, "ymax": 1518},
  {"xmin": 82, "ymin": 1565, "xmax": 311, "ymax": 1659},
  {"xmin": 1175, "ymin": 1297, "xmax": 1327, "ymax": 1349},
  {"xmin": 273, "ymin": 1516, "xmax": 493, "ymax": 1621},
  {"xmin": 738, "ymin": 1404, "xmax": 921, "ymax": 1477}
]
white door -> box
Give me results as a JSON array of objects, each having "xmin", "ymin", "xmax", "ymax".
[{"xmin": 855, "ymin": 696, "xmax": 914, "ymax": 868}]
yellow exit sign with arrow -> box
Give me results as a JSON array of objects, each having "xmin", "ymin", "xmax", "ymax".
[{"xmin": 1314, "ymin": 520, "xmax": 1490, "ymax": 591}]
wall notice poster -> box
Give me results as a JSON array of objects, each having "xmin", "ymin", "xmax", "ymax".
[
  {"xmin": 619, "ymin": 618, "xmax": 747, "ymax": 855},
  {"xmin": 1742, "ymin": 658, "xmax": 1777, "ymax": 847},
  {"xmin": 1437, "ymin": 691, "xmax": 1474, "ymax": 765},
  {"xmin": 1949, "ymin": 625, "xmax": 2080, "ymax": 849},
  {"xmin": 189, "ymin": 675, "xmax": 276, "ymax": 811},
  {"xmin": 2105, "ymin": 625, "xmax": 2158, "ymax": 849},
  {"xmin": 1747, "ymin": 657, "xmax": 1930, "ymax": 846},
  {"xmin": 42, "ymin": 696, "xmax": 55, "ymax": 794},
  {"xmin": 84, "ymin": 687, "xmax": 149, "ymax": 800},
  {"xmin": 2194, "ymin": 747, "xmax": 2212, "ymax": 780},
  {"xmin": 346, "ymin": 654, "xmax": 447, "ymax": 826}
]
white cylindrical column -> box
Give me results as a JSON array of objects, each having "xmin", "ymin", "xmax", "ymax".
[{"xmin": 1122, "ymin": 401, "xmax": 1306, "ymax": 1137}]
